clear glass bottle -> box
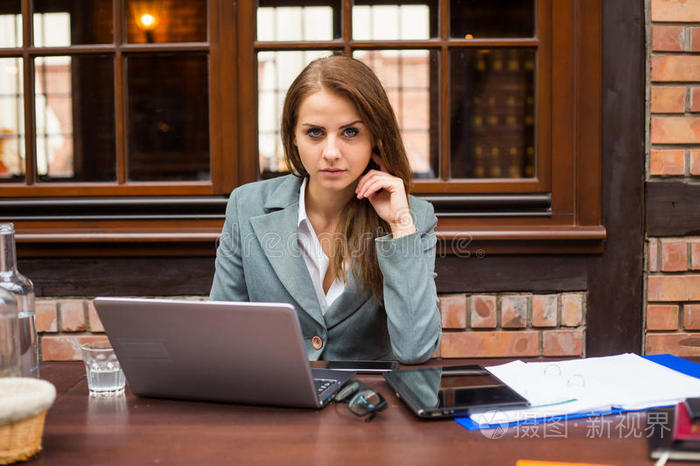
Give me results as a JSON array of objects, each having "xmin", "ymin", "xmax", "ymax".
[
  {"xmin": 0, "ymin": 286, "xmax": 20, "ymax": 377},
  {"xmin": 0, "ymin": 224, "xmax": 39, "ymax": 378}
]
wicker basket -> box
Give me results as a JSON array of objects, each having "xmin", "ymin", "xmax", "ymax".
[{"xmin": 0, "ymin": 378, "xmax": 56, "ymax": 465}]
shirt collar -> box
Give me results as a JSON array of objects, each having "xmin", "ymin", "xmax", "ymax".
[{"xmin": 297, "ymin": 176, "xmax": 309, "ymax": 228}]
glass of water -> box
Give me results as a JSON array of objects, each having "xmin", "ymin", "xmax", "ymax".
[{"xmin": 80, "ymin": 341, "xmax": 126, "ymax": 396}]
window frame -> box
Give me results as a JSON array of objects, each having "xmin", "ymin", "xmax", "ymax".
[
  {"xmin": 236, "ymin": 0, "xmax": 604, "ymax": 253},
  {"xmin": 248, "ymin": 1, "xmax": 551, "ymax": 193}
]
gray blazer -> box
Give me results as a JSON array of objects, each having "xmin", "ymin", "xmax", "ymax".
[{"xmin": 209, "ymin": 174, "xmax": 441, "ymax": 364}]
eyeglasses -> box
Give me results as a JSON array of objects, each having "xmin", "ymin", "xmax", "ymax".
[{"xmin": 334, "ymin": 380, "xmax": 387, "ymax": 422}]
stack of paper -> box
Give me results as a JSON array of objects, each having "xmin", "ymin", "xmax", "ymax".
[{"xmin": 467, "ymin": 353, "xmax": 700, "ymax": 427}]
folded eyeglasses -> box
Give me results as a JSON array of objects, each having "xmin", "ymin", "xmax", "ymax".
[{"xmin": 334, "ymin": 380, "xmax": 387, "ymax": 422}]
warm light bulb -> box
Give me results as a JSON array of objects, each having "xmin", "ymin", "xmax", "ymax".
[{"xmin": 139, "ymin": 13, "xmax": 156, "ymax": 30}]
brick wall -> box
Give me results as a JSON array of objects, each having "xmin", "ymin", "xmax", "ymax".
[
  {"xmin": 646, "ymin": 239, "xmax": 700, "ymax": 354},
  {"xmin": 646, "ymin": 0, "xmax": 700, "ymax": 355},
  {"xmin": 37, "ymin": 293, "xmax": 586, "ymax": 361},
  {"xmin": 438, "ymin": 293, "xmax": 585, "ymax": 359}
]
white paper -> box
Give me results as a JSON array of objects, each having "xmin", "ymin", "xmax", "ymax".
[{"xmin": 470, "ymin": 353, "xmax": 700, "ymax": 426}]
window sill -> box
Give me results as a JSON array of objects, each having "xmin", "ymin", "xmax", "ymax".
[
  {"xmin": 14, "ymin": 222, "xmax": 605, "ymax": 257},
  {"xmin": 437, "ymin": 225, "xmax": 606, "ymax": 255}
]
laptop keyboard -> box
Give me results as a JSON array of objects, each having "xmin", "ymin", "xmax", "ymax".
[{"xmin": 314, "ymin": 378, "xmax": 336, "ymax": 394}]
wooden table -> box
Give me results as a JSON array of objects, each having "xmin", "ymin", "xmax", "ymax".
[{"xmin": 25, "ymin": 361, "xmax": 691, "ymax": 465}]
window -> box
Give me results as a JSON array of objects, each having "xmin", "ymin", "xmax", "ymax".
[
  {"xmin": 3, "ymin": 0, "xmax": 604, "ymax": 254},
  {"xmin": 250, "ymin": 1, "xmax": 540, "ymax": 187},
  {"xmin": 239, "ymin": 0, "xmax": 604, "ymax": 253},
  {"xmin": 0, "ymin": 0, "xmax": 219, "ymax": 194}
]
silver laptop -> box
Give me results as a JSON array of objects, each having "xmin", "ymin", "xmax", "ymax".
[{"xmin": 92, "ymin": 297, "xmax": 355, "ymax": 408}]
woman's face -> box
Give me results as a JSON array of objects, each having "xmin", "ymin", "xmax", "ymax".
[{"xmin": 294, "ymin": 89, "xmax": 373, "ymax": 197}]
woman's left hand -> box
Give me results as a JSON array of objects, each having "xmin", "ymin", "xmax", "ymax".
[{"xmin": 355, "ymin": 154, "xmax": 416, "ymax": 238}]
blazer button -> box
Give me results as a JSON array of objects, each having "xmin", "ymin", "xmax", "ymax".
[{"xmin": 311, "ymin": 336, "xmax": 323, "ymax": 350}]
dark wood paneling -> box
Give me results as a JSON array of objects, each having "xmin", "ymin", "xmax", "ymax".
[
  {"xmin": 574, "ymin": 0, "xmax": 603, "ymax": 227},
  {"xmin": 647, "ymin": 181, "xmax": 700, "ymax": 237},
  {"xmin": 21, "ymin": 254, "xmax": 587, "ymax": 297},
  {"xmin": 20, "ymin": 257, "xmax": 215, "ymax": 297},
  {"xmin": 435, "ymin": 255, "xmax": 587, "ymax": 293},
  {"xmin": 585, "ymin": 0, "xmax": 644, "ymax": 356}
]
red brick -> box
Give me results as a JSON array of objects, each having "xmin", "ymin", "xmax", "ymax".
[
  {"xmin": 685, "ymin": 304, "xmax": 700, "ymax": 330},
  {"xmin": 661, "ymin": 239, "xmax": 689, "ymax": 271},
  {"xmin": 60, "ymin": 299, "xmax": 86, "ymax": 332},
  {"xmin": 651, "ymin": 0, "xmax": 700, "ymax": 22},
  {"xmin": 651, "ymin": 86, "xmax": 686, "ymax": 113},
  {"xmin": 35, "ymin": 300, "xmax": 57, "ymax": 333},
  {"xmin": 648, "ymin": 275, "xmax": 700, "ymax": 301},
  {"xmin": 691, "ymin": 27, "xmax": 700, "ymax": 51},
  {"xmin": 561, "ymin": 293, "xmax": 583, "ymax": 327},
  {"xmin": 651, "ymin": 117, "xmax": 700, "ymax": 144},
  {"xmin": 87, "ymin": 300, "xmax": 104, "ymax": 333},
  {"xmin": 470, "ymin": 295, "xmax": 497, "ymax": 329},
  {"xmin": 649, "ymin": 150, "xmax": 685, "ymax": 175},
  {"xmin": 691, "ymin": 150, "xmax": 700, "ymax": 175},
  {"xmin": 652, "ymin": 26, "xmax": 684, "ymax": 51},
  {"xmin": 647, "ymin": 304, "xmax": 680, "ymax": 330},
  {"xmin": 646, "ymin": 333, "xmax": 700, "ymax": 357},
  {"xmin": 543, "ymin": 329, "xmax": 584, "ymax": 357},
  {"xmin": 440, "ymin": 331, "xmax": 539, "ymax": 358},
  {"xmin": 501, "ymin": 295, "xmax": 528, "ymax": 328},
  {"xmin": 692, "ymin": 240, "xmax": 700, "ymax": 270},
  {"xmin": 649, "ymin": 239, "xmax": 659, "ymax": 272},
  {"xmin": 651, "ymin": 56, "xmax": 700, "ymax": 82},
  {"xmin": 41, "ymin": 335, "xmax": 109, "ymax": 361},
  {"xmin": 532, "ymin": 294, "xmax": 557, "ymax": 327},
  {"xmin": 692, "ymin": 88, "xmax": 700, "ymax": 113},
  {"xmin": 439, "ymin": 294, "xmax": 467, "ymax": 330}
]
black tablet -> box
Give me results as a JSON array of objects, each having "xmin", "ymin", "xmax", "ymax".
[{"xmin": 383, "ymin": 365, "xmax": 529, "ymax": 419}]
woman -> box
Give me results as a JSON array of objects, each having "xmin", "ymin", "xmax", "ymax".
[{"xmin": 210, "ymin": 55, "xmax": 440, "ymax": 364}]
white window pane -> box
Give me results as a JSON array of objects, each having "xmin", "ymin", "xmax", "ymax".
[
  {"xmin": 400, "ymin": 6, "xmax": 429, "ymax": 40},
  {"xmin": 0, "ymin": 57, "xmax": 25, "ymax": 180},
  {"xmin": 303, "ymin": 7, "xmax": 332, "ymax": 40},
  {"xmin": 0, "ymin": 14, "xmax": 22, "ymax": 48},
  {"xmin": 257, "ymin": 8, "xmax": 275, "ymax": 41},
  {"xmin": 353, "ymin": 4, "xmax": 430, "ymax": 40},
  {"xmin": 33, "ymin": 13, "xmax": 71, "ymax": 47},
  {"xmin": 257, "ymin": 50, "xmax": 334, "ymax": 174},
  {"xmin": 257, "ymin": 6, "xmax": 334, "ymax": 42},
  {"xmin": 34, "ymin": 56, "xmax": 73, "ymax": 177}
]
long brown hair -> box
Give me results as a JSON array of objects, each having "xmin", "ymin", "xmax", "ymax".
[{"xmin": 281, "ymin": 55, "xmax": 412, "ymax": 301}]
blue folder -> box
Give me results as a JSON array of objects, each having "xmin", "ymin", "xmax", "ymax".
[{"xmin": 455, "ymin": 354, "xmax": 700, "ymax": 431}]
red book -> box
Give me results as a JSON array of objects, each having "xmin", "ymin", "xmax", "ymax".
[{"xmin": 673, "ymin": 401, "xmax": 700, "ymax": 442}]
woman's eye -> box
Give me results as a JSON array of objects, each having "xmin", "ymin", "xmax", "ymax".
[
  {"xmin": 306, "ymin": 128, "xmax": 323, "ymax": 138},
  {"xmin": 342, "ymin": 127, "xmax": 359, "ymax": 138}
]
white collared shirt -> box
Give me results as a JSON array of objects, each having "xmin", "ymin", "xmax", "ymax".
[{"xmin": 297, "ymin": 177, "xmax": 346, "ymax": 314}]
